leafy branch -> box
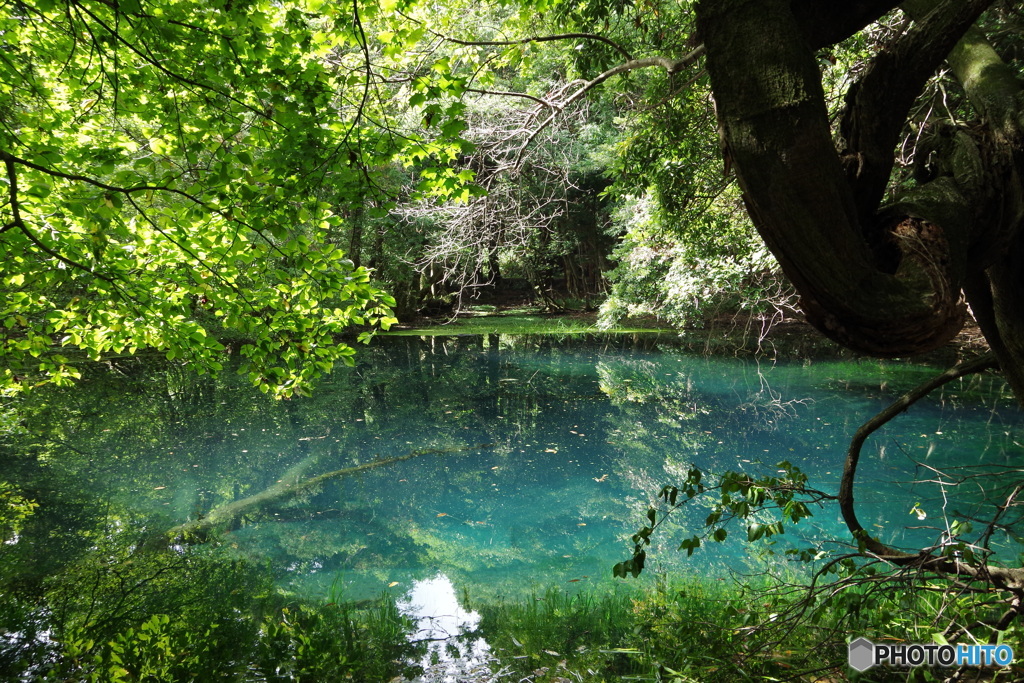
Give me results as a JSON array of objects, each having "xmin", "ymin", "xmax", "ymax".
[
  {"xmin": 613, "ymin": 462, "xmax": 831, "ymax": 579},
  {"xmin": 618, "ymin": 351, "xmax": 1024, "ymax": 639}
]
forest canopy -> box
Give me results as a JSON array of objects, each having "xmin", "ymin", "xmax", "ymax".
[{"xmin": 2, "ymin": 0, "xmax": 1023, "ymax": 404}]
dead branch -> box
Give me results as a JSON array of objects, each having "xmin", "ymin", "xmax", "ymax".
[
  {"xmin": 837, "ymin": 352, "xmax": 1024, "ymax": 591},
  {"xmin": 168, "ymin": 442, "xmax": 495, "ymax": 543},
  {"xmin": 513, "ymin": 48, "xmax": 706, "ymax": 167},
  {"xmin": 434, "ymin": 30, "xmax": 636, "ymax": 62}
]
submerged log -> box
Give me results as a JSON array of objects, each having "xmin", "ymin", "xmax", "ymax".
[{"xmin": 168, "ymin": 442, "xmax": 495, "ymax": 544}]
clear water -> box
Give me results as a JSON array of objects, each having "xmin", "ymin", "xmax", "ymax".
[{"xmin": 6, "ymin": 334, "xmax": 1023, "ymax": 611}]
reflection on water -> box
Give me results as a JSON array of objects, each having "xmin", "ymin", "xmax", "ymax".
[
  {"xmin": 397, "ymin": 574, "xmax": 491, "ymax": 682},
  {"xmin": 5, "ymin": 334, "xmax": 1023, "ymax": 606}
]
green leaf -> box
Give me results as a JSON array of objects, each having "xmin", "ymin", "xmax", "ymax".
[
  {"xmin": 678, "ymin": 537, "xmax": 701, "ymax": 556},
  {"xmin": 26, "ymin": 184, "xmax": 51, "ymax": 199}
]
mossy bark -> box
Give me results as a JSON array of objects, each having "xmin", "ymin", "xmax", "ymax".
[
  {"xmin": 696, "ymin": 0, "xmax": 1024, "ymax": 404},
  {"xmin": 696, "ymin": 0, "xmax": 975, "ymax": 356},
  {"xmin": 903, "ymin": 0, "xmax": 1024, "ymax": 401}
]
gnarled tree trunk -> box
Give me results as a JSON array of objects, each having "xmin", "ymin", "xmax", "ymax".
[{"xmin": 695, "ymin": 0, "xmax": 1024, "ymax": 404}]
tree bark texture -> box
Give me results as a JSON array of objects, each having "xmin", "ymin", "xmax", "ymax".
[{"xmin": 696, "ymin": 0, "xmax": 1024, "ymax": 405}]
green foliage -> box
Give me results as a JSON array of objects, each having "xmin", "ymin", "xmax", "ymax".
[
  {"xmin": 598, "ymin": 192, "xmax": 791, "ymax": 331},
  {"xmin": 46, "ymin": 598, "xmax": 421, "ymax": 683},
  {"xmin": 0, "ymin": 482, "xmax": 37, "ymax": 544},
  {"xmin": 57, "ymin": 613, "xmax": 222, "ymax": 683},
  {"xmin": 6, "ymin": 526, "xmax": 420, "ymax": 682},
  {"xmin": 34, "ymin": 532, "xmax": 268, "ymax": 679},
  {"xmin": 0, "ymin": 0, "xmax": 418, "ymax": 398},
  {"xmin": 614, "ymin": 461, "xmax": 816, "ymax": 579}
]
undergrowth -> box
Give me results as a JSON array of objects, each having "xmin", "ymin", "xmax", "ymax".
[{"xmin": 468, "ymin": 572, "xmax": 1024, "ymax": 682}]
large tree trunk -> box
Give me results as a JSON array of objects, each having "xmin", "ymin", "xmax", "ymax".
[
  {"xmin": 931, "ymin": 16, "xmax": 1024, "ymax": 401},
  {"xmin": 695, "ymin": 0, "xmax": 1024, "ymax": 403}
]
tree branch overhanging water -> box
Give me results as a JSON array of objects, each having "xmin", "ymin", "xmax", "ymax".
[{"xmin": 838, "ymin": 352, "xmax": 1024, "ymax": 592}]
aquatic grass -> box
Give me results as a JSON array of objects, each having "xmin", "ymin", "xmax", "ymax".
[
  {"xmin": 383, "ymin": 313, "xmax": 672, "ymax": 337},
  {"xmin": 469, "ymin": 578, "xmax": 768, "ymax": 681},
  {"xmin": 474, "ymin": 578, "xmax": 796, "ymax": 681},
  {"xmin": 250, "ymin": 595, "xmax": 423, "ymax": 681},
  {"xmin": 779, "ymin": 569, "xmax": 1024, "ymax": 676},
  {"xmin": 480, "ymin": 586, "xmax": 635, "ymax": 650},
  {"xmin": 468, "ymin": 572, "xmax": 1024, "ymax": 682},
  {"xmin": 631, "ymin": 569, "xmax": 1024, "ymax": 682},
  {"xmin": 11, "ymin": 333, "xmax": 1023, "ymax": 681},
  {"xmin": 24, "ymin": 540, "xmax": 1024, "ymax": 682},
  {"xmin": 474, "ymin": 586, "xmax": 640, "ymax": 680},
  {"xmin": 606, "ymin": 576, "xmax": 777, "ymax": 682}
]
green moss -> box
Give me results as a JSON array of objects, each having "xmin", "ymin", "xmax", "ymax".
[{"xmin": 383, "ymin": 313, "xmax": 673, "ymax": 337}]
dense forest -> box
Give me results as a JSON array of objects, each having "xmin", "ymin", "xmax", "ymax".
[
  {"xmin": 3, "ymin": 0, "xmax": 1024, "ymax": 680},
  {"xmin": 6, "ymin": 0, "xmax": 1024, "ymax": 397}
]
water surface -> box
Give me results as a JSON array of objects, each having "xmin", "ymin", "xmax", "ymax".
[{"xmin": 5, "ymin": 334, "xmax": 1022, "ymax": 609}]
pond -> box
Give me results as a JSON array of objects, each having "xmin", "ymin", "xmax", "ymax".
[{"xmin": 2, "ymin": 333, "xmax": 1022, "ymax": 677}]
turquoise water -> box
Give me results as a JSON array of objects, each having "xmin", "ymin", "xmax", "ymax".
[{"xmin": 5, "ymin": 334, "xmax": 1023, "ymax": 608}]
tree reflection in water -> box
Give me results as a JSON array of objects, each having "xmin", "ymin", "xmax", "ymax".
[{"xmin": 397, "ymin": 574, "xmax": 492, "ymax": 682}]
